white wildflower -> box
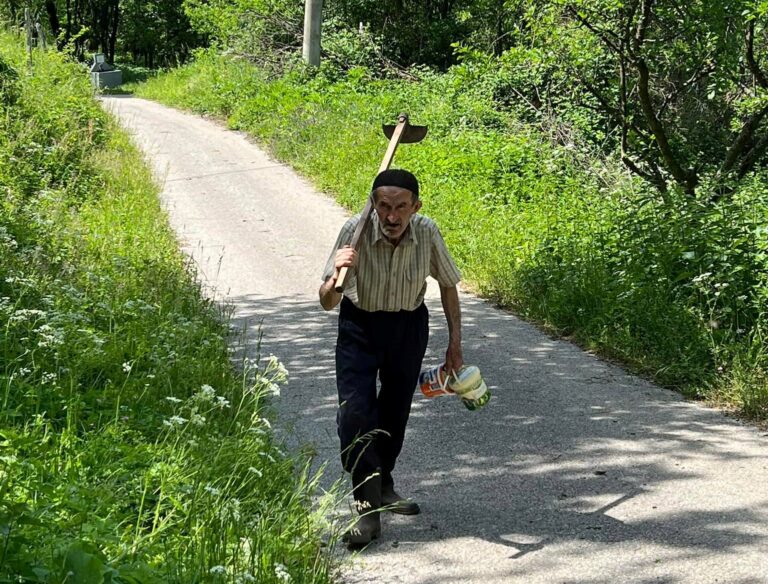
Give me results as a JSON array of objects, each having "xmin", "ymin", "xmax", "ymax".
[
  {"xmin": 691, "ymin": 272, "xmax": 712, "ymax": 284},
  {"xmin": 228, "ymin": 498, "xmax": 241, "ymax": 521},
  {"xmin": 209, "ymin": 565, "xmax": 226, "ymax": 575},
  {"xmin": 267, "ymin": 383, "xmax": 281, "ymax": 396},
  {"xmin": 10, "ymin": 308, "xmax": 45, "ymax": 323},
  {"xmin": 122, "ymin": 362, "xmax": 132, "ymax": 373},
  {"xmin": 165, "ymin": 396, "xmax": 182, "ymax": 404},
  {"xmin": 35, "ymin": 324, "xmax": 64, "ymax": 348},
  {"xmin": 274, "ymin": 563, "xmax": 292, "ymax": 583},
  {"xmin": 163, "ymin": 415, "xmax": 187, "ymax": 427},
  {"xmin": 204, "ymin": 485, "xmax": 220, "ymax": 496},
  {"xmin": 199, "ymin": 384, "xmax": 216, "ymax": 400},
  {"xmin": 215, "ymin": 396, "xmax": 230, "ymax": 409},
  {"xmin": 190, "ymin": 413, "xmax": 206, "ymax": 426}
]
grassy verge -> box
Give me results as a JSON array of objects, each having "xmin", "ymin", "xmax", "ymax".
[
  {"xmin": 1, "ymin": 36, "xmax": 337, "ymax": 582},
  {"xmin": 133, "ymin": 50, "xmax": 768, "ymax": 420}
]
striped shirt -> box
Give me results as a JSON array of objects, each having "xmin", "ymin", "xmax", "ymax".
[{"xmin": 322, "ymin": 212, "xmax": 461, "ymax": 312}]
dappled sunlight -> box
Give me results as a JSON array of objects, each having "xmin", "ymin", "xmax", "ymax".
[{"xmin": 223, "ymin": 286, "xmax": 768, "ymax": 583}]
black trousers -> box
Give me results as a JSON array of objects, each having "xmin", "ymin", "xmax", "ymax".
[{"xmin": 336, "ymin": 297, "xmax": 429, "ymax": 486}]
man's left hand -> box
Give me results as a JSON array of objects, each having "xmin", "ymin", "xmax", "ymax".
[{"xmin": 444, "ymin": 340, "xmax": 464, "ymax": 375}]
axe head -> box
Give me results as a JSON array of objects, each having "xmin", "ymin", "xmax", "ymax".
[{"xmin": 383, "ymin": 123, "xmax": 428, "ymax": 144}]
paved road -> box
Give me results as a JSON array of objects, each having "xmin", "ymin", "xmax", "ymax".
[{"xmin": 104, "ymin": 96, "xmax": 768, "ymax": 584}]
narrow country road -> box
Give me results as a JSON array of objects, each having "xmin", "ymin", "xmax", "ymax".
[{"xmin": 104, "ymin": 96, "xmax": 768, "ymax": 584}]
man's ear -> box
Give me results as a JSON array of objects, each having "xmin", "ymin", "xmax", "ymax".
[{"xmin": 414, "ymin": 200, "xmax": 422, "ymax": 212}]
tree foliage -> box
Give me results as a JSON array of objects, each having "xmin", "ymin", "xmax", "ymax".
[
  {"xmin": 543, "ymin": 0, "xmax": 768, "ymax": 196},
  {"xmin": 118, "ymin": 0, "xmax": 201, "ymax": 67},
  {"xmin": 183, "ymin": 0, "xmax": 303, "ymax": 65},
  {"xmin": 0, "ymin": 0, "xmax": 199, "ymax": 65}
]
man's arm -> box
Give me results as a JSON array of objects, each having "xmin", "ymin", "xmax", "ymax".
[
  {"xmin": 440, "ymin": 285, "xmax": 464, "ymax": 372},
  {"xmin": 319, "ymin": 276, "xmax": 342, "ymax": 311},
  {"xmin": 319, "ymin": 246, "xmax": 357, "ymax": 311}
]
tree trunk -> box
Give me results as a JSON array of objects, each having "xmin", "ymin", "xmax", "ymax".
[
  {"xmin": 108, "ymin": 0, "xmax": 119, "ymax": 63},
  {"xmin": 45, "ymin": 1, "xmax": 61, "ymax": 48},
  {"xmin": 65, "ymin": 0, "xmax": 72, "ymax": 45},
  {"xmin": 8, "ymin": 0, "xmax": 19, "ymax": 24}
]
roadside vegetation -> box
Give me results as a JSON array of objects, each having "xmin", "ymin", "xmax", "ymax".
[
  {"xmin": 0, "ymin": 33, "xmax": 337, "ymax": 583},
  {"xmin": 132, "ymin": 2, "xmax": 768, "ymax": 420}
]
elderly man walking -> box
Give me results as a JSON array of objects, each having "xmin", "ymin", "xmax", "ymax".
[{"xmin": 319, "ymin": 169, "xmax": 464, "ymax": 547}]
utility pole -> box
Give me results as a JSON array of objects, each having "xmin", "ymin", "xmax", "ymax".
[{"xmin": 302, "ymin": 0, "xmax": 322, "ymax": 67}]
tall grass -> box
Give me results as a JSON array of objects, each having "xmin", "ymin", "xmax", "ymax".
[
  {"xmin": 134, "ymin": 50, "xmax": 768, "ymax": 419},
  {"xmin": 1, "ymin": 35, "xmax": 338, "ymax": 582}
]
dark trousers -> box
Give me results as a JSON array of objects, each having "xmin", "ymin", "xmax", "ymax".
[{"xmin": 336, "ymin": 297, "xmax": 429, "ymax": 487}]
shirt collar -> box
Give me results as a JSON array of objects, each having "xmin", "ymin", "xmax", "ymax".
[{"xmin": 370, "ymin": 213, "xmax": 418, "ymax": 246}]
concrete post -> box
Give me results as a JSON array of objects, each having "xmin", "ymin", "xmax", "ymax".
[
  {"xmin": 35, "ymin": 22, "xmax": 47, "ymax": 51},
  {"xmin": 302, "ymin": 0, "xmax": 322, "ymax": 67}
]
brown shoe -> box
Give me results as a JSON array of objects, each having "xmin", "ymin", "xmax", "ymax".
[
  {"xmin": 343, "ymin": 511, "xmax": 381, "ymax": 548},
  {"xmin": 344, "ymin": 472, "xmax": 382, "ymax": 548},
  {"xmin": 381, "ymin": 484, "xmax": 420, "ymax": 515}
]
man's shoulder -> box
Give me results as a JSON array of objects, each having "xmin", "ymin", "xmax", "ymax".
[
  {"xmin": 412, "ymin": 214, "xmax": 441, "ymax": 237},
  {"xmin": 340, "ymin": 213, "xmax": 363, "ymax": 233}
]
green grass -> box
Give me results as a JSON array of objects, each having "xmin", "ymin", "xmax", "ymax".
[
  {"xmin": 134, "ymin": 50, "xmax": 768, "ymax": 420},
  {"xmin": 1, "ymin": 35, "xmax": 339, "ymax": 582}
]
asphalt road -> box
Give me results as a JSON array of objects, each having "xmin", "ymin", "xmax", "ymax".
[{"xmin": 104, "ymin": 95, "xmax": 768, "ymax": 584}]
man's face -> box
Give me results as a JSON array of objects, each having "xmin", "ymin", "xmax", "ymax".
[{"xmin": 374, "ymin": 186, "xmax": 422, "ymax": 243}]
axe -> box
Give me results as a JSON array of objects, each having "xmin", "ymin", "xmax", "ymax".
[{"xmin": 334, "ymin": 113, "xmax": 428, "ymax": 293}]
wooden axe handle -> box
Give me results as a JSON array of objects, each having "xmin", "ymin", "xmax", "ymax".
[{"xmin": 334, "ymin": 116, "xmax": 409, "ymax": 293}]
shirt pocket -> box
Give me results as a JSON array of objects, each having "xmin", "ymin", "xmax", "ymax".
[{"xmin": 405, "ymin": 255, "xmax": 429, "ymax": 285}]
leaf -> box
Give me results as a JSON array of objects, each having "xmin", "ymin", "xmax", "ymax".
[{"xmin": 62, "ymin": 542, "xmax": 110, "ymax": 584}]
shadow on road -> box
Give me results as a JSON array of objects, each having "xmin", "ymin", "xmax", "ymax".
[{"xmin": 220, "ymin": 290, "xmax": 768, "ymax": 583}]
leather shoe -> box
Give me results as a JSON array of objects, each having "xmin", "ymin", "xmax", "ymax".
[
  {"xmin": 381, "ymin": 484, "xmax": 420, "ymax": 515},
  {"xmin": 344, "ymin": 472, "xmax": 383, "ymax": 548},
  {"xmin": 343, "ymin": 511, "xmax": 381, "ymax": 548}
]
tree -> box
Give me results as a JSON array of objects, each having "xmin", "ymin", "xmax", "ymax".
[
  {"xmin": 119, "ymin": 0, "xmax": 201, "ymax": 67},
  {"xmin": 183, "ymin": 0, "xmax": 303, "ymax": 64},
  {"xmin": 542, "ymin": 0, "xmax": 768, "ymax": 196},
  {"xmin": 325, "ymin": 0, "xmax": 470, "ymax": 68}
]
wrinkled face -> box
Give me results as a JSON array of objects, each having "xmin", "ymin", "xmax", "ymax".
[{"xmin": 374, "ymin": 186, "xmax": 422, "ymax": 243}]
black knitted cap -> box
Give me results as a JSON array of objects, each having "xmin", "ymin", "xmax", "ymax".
[{"xmin": 371, "ymin": 169, "xmax": 419, "ymax": 199}]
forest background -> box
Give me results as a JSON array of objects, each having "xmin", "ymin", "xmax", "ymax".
[{"xmin": 2, "ymin": 0, "xmax": 768, "ymax": 581}]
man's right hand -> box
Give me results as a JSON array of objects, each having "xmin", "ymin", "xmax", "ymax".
[
  {"xmin": 333, "ymin": 246, "xmax": 358, "ymax": 278},
  {"xmin": 320, "ymin": 246, "xmax": 357, "ymax": 311}
]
